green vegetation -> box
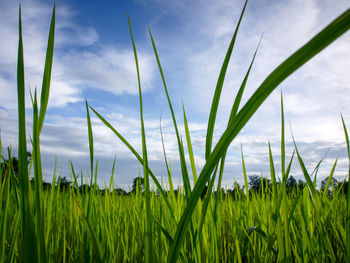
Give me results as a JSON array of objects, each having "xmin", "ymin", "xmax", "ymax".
[{"xmin": 1, "ymin": 2, "xmax": 350, "ymax": 262}]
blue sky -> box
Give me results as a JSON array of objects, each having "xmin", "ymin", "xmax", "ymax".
[{"xmin": 1, "ymin": 0, "xmax": 350, "ymax": 190}]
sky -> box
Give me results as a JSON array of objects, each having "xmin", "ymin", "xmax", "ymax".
[{"xmin": 0, "ymin": 0, "xmax": 349, "ymax": 190}]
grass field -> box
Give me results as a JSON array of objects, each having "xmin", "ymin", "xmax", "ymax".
[{"xmin": 1, "ymin": 2, "xmax": 350, "ymax": 262}]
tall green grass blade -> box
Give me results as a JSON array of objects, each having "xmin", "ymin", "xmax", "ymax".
[
  {"xmin": 268, "ymin": 142, "xmax": 278, "ymax": 205},
  {"xmin": 205, "ymin": 0, "xmax": 248, "ymax": 160},
  {"xmin": 86, "ymin": 99, "xmax": 94, "ymax": 182},
  {"xmin": 94, "ymin": 160, "xmax": 98, "ymax": 190},
  {"xmin": 109, "ymin": 156, "xmax": 116, "ymax": 193},
  {"xmin": 341, "ymin": 115, "xmax": 350, "ymax": 259},
  {"xmin": 322, "ymin": 159, "xmax": 338, "ymax": 201},
  {"xmin": 86, "ymin": 99, "xmax": 94, "ymax": 219},
  {"xmin": 72, "ymin": 193, "xmax": 103, "ymax": 262},
  {"xmin": 38, "ymin": 5, "xmax": 55, "ymax": 133},
  {"xmin": 294, "ymin": 141, "xmax": 317, "ymax": 197},
  {"xmin": 32, "ymin": 89, "xmax": 47, "ymax": 262},
  {"xmin": 89, "ymin": 106, "xmax": 174, "ymax": 219},
  {"xmin": 168, "ymin": 8, "xmax": 350, "ymax": 262},
  {"xmin": 70, "ymin": 161, "xmax": 79, "ymax": 189},
  {"xmin": 213, "ymin": 36, "xmax": 261, "ymax": 228},
  {"xmin": 128, "ymin": 14, "xmax": 153, "ymax": 263},
  {"xmin": 148, "ymin": 29, "xmax": 191, "ymax": 198},
  {"xmin": 182, "ymin": 103, "xmax": 197, "ymax": 184},
  {"xmin": 160, "ymin": 112, "xmax": 174, "ymax": 195},
  {"xmin": 281, "ymin": 92, "xmax": 286, "ymax": 182},
  {"xmin": 0, "ymin": 163, "xmax": 9, "ymax": 261},
  {"xmin": 17, "ymin": 6, "xmax": 39, "ymax": 262},
  {"xmin": 241, "ymin": 146, "xmax": 249, "ymax": 204}
]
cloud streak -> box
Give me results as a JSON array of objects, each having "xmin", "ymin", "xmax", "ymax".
[{"xmin": 0, "ymin": 0, "xmax": 349, "ymax": 189}]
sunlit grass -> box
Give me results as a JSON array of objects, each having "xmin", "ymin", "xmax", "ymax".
[{"xmin": 1, "ymin": 2, "xmax": 350, "ymax": 262}]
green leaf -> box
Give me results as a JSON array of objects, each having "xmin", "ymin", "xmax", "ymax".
[
  {"xmin": 90, "ymin": 106, "xmax": 175, "ymax": 220},
  {"xmin": 17, "ymin": 6, "xmax": 39, "ymax": 262},
  {"xmin": 168, "ymin": 8, "xmax": 350, "ymax": 262},
  {"xmin": 38, "ymin": 5, "xmax": 55, "ymax": 133},
  {"xmin": 205, "ymin": 0, "xmax": 248, "ymax": 160},
  {"xmin": 183, "ymin": 103, "xmax": 197, "ymax": 184},
  {"xmin": 128, "ymin": 14, "xmax": 153, "ymax": 263},
  {"xmin": 149, "ymin": 29, "xmax": 191, "ymax": 198},
  {"xmin": 160, "ymin": 112, "xmax": 174, "ymax": 196},
  {"xmin": 341, "ymin": 115, "xmax": 350, "ymax": 259}
]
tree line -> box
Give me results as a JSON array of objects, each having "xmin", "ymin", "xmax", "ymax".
[{"xmin": 1, "ymin": 153, "xmax": 348, "ymax": 197}]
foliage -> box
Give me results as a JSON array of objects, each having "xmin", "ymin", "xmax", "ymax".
[
  {"xmin": 3, "ymin": 3, "xmax": 350, "ymax": 263},
  {"xmin": 132, "ymin": 176, "xmax": 144, "ymax": 193}
]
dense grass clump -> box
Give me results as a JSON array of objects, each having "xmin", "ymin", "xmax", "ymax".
[
  {"xmin": 0, "ymin": 181, "xmax": 349, "ymax": 262},
  {"xmin": 1, "ymin": 1, "xmax": 350, "ymax": 262}
]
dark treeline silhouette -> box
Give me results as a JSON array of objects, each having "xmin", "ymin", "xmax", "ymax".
[{"xmin": 1, "ymin": 155, "xmax": 348, "ymax": 198}]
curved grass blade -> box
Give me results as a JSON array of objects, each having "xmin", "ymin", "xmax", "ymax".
[
  {"xmin": 90, "ymin": 106, "xmax": 175, "ymax": 219},
  {"xmin": 322, "ymin": 158, "xmax": 338, "ymax": 201},
  {"xmin": 341, "ymin": 115, "xmax": 350, "ymax": 259},
  {"xmin": 108, "ymin": 156, "xmax": 116, "ymax": 193},
  {"xmin": 160, "ymin": 112, "xmax": 174, "ymax": 195},
  {"xmin": 293, "ymin": 140, "xmax": 317, "ymax": 197},
  {"xmin": 168, "ymin": 8, "xmax": 350, "ymax": 262},
  {"xmin": 241, "ymin": 145, "xmax": 249, "ymax": 204},
  {"xmin": 128, "ymin": 14, "xmax": 153, "ymax": 263},
  {"xmin": 86, "ymin": 99, "xmax": 95, "ymax": 218},
  {"xmin": 268, "ymin": 142, "xmax": 278, "ymax": 205},
  {"xmin": 281, "ymin": 92, "xmax": 286, "ymax": 182},
  {"xmin": 17, "ymin": 6, "xmax": 39, "ymax": 262},
  {"xmin": 38, "ymin": 5, "xmax": 55, "ymax": 133},
  {"xmin": 72, "ymin": 193, "xmax": 103, "ymax": 262},
  {"xmin": 86, "ymin": 99, "xmax": 94, "ymax": 183},
  {"xmin": 205, "ymin": 0, "xmax": 248, "ymax": 160},
  {"xmin": 182, "ymin": 103, "xmax": 197, "ymax": 184},
  {"xmin": 243, "ymin": 226, "xmax": 278, "ymax": 257},
  {"xmin": 32, "ymin": 89, "xmax": 48, "ymax": 262},
  {"xmin": 213, "ymin": 36, "xmax": 261, "ymax": 226},
  {"xmin": 149, "ymin": 29, "xmax": 191, "ymax": 198}
]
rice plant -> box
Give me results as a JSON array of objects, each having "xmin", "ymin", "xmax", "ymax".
[{"xmin": 1, "ymin": 1, "xmax": 350, "ymax": 262}]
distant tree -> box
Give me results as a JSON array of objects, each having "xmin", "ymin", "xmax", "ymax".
[
  {"xmin": 200, "ymin": 184, "xmax": 209, "ymax": 199},
  {"xmin": 132, "ymin": 177, "xmax": 144, "ymax": 193},
  {"xmin": 298, "ymin": 179, "xmax": 306, "ymax": 190},
  {"xmin": 249, "ymin": 175, "xmax": 271, "ymax": 193},
  {"xmin": 336, "ymin": 180, "xmax": 348, "ymax": 196},
  {"xmin": 57, "ymin": 176, "xmax": 71, "ymax": 190},
  {"xmin": 321, "ymin": 176, "xmax": 338, "ymax": 191},
  {"xmin": 79, "ymin": 184, "xmax": 91, "ymax": 193},
  {"xmin": 227, "ymin": 182, "xmax": 243, "ymax": 199},
  {"xmin": 1, "ymin": 150, "xmax": 31, "ymax": 179},
  {"xmin": 249, "ymin": 175, "xmax": 261, "ymax": 192},
  {"xmin": 286, "ymin": 176, "xmax": 297, "ymax": 189},
  {"xmin": 114, "ymin": 187, "xmax": 128, "ymax": 196}
]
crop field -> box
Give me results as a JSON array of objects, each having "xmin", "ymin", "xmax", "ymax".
[{"xmin": 1, "ymin": 2, "xmax": 350, "ymax": 262}]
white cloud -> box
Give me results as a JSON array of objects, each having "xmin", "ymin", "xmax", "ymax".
[{"xmin": 1, "ymin": 0, "xmax": 349, "ymax": 188}]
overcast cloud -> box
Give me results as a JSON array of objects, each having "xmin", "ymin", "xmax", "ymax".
[{"xmin": 0, "ymin": 0, "xmax": 349, "ymax": 189}]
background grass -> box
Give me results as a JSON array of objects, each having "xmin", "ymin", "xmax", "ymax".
[{"xmin": 1, "ymin": 2, "xmax": 350, "ymax": 262}]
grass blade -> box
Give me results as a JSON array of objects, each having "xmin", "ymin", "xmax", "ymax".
[
  {"xmin": 72, "ymin": 193, "xmax": 103, "ymax": 262},
  {"xmin": 38, "ymin": 5, "xmax": 55, "ymax": 133},
  {"xmin": 182, "ymin": 103, "xmax": 197, "ymax": 184},
  {"xmin": 160, "ymin": 112, "xmax": 174, "ymax": 195},
  {"xmin": 109, "ymin": 156, "xmax": 116, "ymax": 193},
  {"xmin": 148, "ymin": 29, "xmax": 191, "ymax": 198},
  {"xmin": 32, "ymin": 89, "xmax": 47, "ymax": 262},
  {"xmin": 205, "ymin": 0, "xmax": 248, "ymax": 159},
  {"xmin": 128, "ymin": 14, "xmax": 153, "ymax": 263},
  {"xmin": 90, "ymin": 106, "xmax": 175, "ymax": 219},
  {"xmin": 17, "ymin": 6, "xmax": 39, "ymax": 262},
  {"xmin": 168, "ymin": 8, "xmax": 350, "ymax": 262},
  {"xmin": 341, "ymin": 115, "xmax": 350, "ymax": 259},
  {"xmin": 322, "ymin": 159, "xmax": 338, "ymax": 200}
]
